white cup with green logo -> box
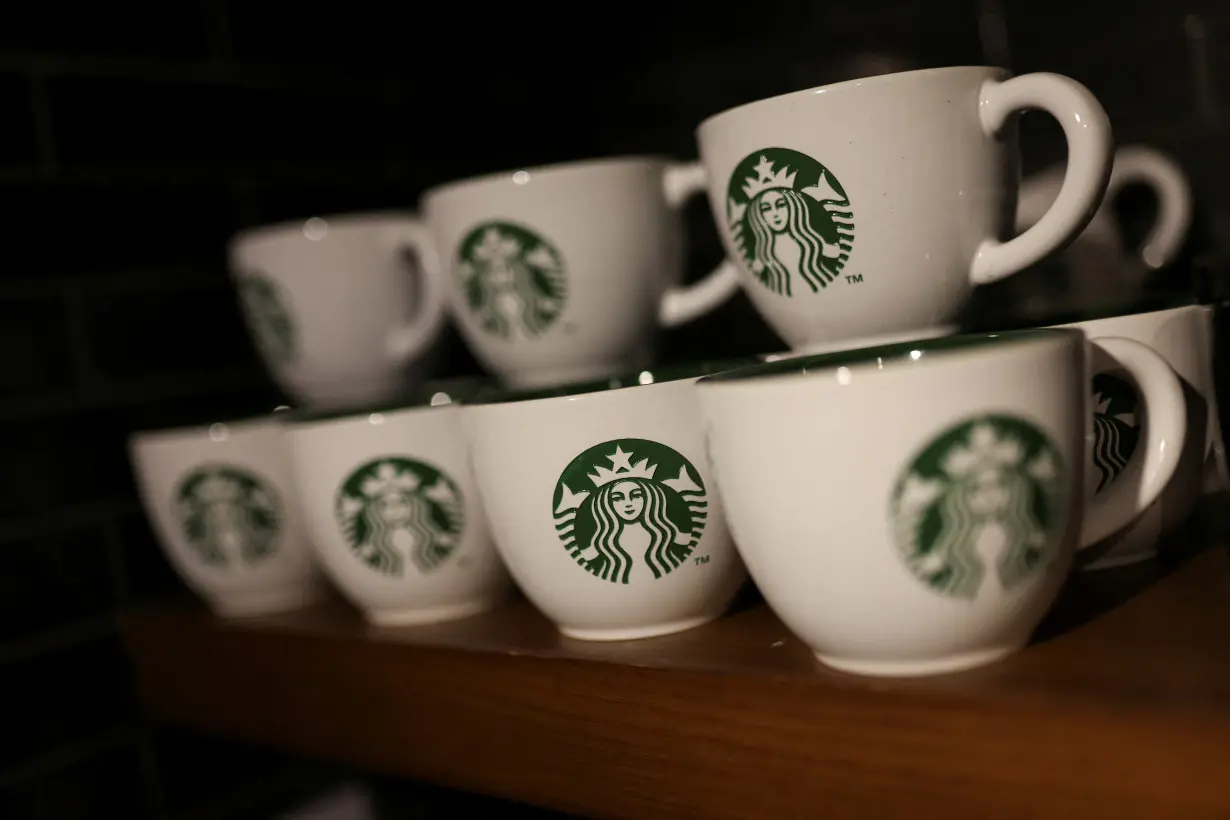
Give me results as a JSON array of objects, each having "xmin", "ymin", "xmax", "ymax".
[
  {"xmin": 1049, "ymin": 301, "xmax": 1223, "ymax": 568},
  {"xmin": 420, "ymin": 158, "xmax": 741, "ymax": 388},
  {"xmin": 462, "ymin": 362, "xmax": 753, "ymax": 641},
  {"xmin": 697, "ymin": 329, "xmax": 1185, "ymax": 677},
  {"xmin": 129, "ymin": 414, "xmax": 329, "ymax": 618},
  {"xmin": 229, "ymin": 212, "xmax": 447, "ymax": 409},
  {"xmin": 695, "ymin": 66, "xmax": 1113, "ymax": 353},
  {"xmin": 284, "ymin": 379, "xmax": 511, "ymax": 626}
]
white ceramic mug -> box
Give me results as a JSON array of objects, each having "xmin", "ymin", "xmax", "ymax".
[
  {"xmin": 697, "ymin": 329, "xmax": 1185, "ymax": 677},
  {"xmin": 1011, "ymin": 146, "xmax": 1193, "ymax": 319},
  {"xmin": 129, "ymin": 414, "xmax": 328, "ymax": 617},
  {"xmin": 695, "ymin": 66, "xmax": 1113, "ymax": 352},
  {"xmin": 286, "ymin": 384, "xmax": 511, "ymax": 626},
  {"xmin": 1052, "ymin": 302, "xmax": 1222, "ymax": 568},
  {"xmin": 421, "ymin": 158, "xmax": 741, "ymax": 388},
  {"xmin": 463, "ymin": 363, "xmax": 750, "ymax": 641},
  {"xmin": 229, "ymin": 212, "xmax": 447, "ymax": 409}
]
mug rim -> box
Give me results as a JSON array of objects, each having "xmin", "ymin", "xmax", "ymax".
[
  {"xmin": 284, "ymin": 378, "xmax": 491, "ymax": 426},
  {"xmin": 466, "ymin": 358, "xmax": 761, "ymax": 409},
  {"xmin": 229, "ymin": 209, "xmax": 420, "ymax": 250},
  {"xmin": 128, "ymin": 409, "xmax": 289, "ymax": 446},
  {"xmin": 696, "ymin": 65, "xmax": 1008, "ymax": 136},
  {"xmin": 699, "ymin": 328, "xmax": 1082, "ymax": 386},
  {"xmin": 420, "ymin": 154, "xmax": 675, "ymax": 205},
  {"xmin": 1041, "ymin": 295, "xmax": 1203, "ymax": 328}
]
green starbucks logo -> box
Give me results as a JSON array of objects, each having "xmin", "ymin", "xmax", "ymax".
[
  {"xmin": 456, "ymin": 221, "xmax": 567, "ymax": 340},
  {"xmin": 175, "ymin": 465, "xmax": 282, "ymax": 567},
  {"xmin": 553, "ymin": 439, "xmax": 707, "ymax": 584},
  {"xmin": 335, "ymin": 457, "xmax": 464, "ymax": 576},
  {"xmin": 889, "ymin": 416, "xmax": 1065, "ymax": 600},
  {"xmin": 236, "ymin": 271, "xmax": 297, "ymax": 366},
  {"xmin": 726, "ymin": 148, "xmax": 854, "ymax": 297},
  {"xmin": 1091, "ymin": 373, "xmax": 1140, "ymax": 493}
]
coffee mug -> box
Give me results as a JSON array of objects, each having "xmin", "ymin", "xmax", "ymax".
[
  {"xmin": 1008, "ymin": 146, "xmax": 1193, "ymax": 320},
  {"xmin": 695, "ymin": 66, "xmax": 1112, "ymax": 352},
  {"xmin": 697, "ymin": 329, "xmax": 1184, "ymax": 676},
  {"xmin": 463, "ymin": 363, "xmax": 751, "ymax": 641},
  {"xmin": 421, "ymin": 157, "xmax": 741, "ymax": 387},
  {"xmin": 229, "ymin": 212, "xmax": 447, "ymax": 409},
  {"xmin": 286, "ymin": 381, "xmax": 511, "ymax": 626},
  {"xmin": 1052, "ymin": 302, "xmax": 1219, "ymax": 568},
  {"xmin": 1197, "ymin": 304, "xmax": 1229, "ymax": 494},
  {"xmin": 129, "ymin": 414, "xmax": 328, "ymax": 617}
]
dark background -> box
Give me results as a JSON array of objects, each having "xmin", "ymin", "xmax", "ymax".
[{"xmin": 3, "ymin": 1, "xmax": 1229, "ymax": 818}]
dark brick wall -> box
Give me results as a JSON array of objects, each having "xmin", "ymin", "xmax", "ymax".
[{"xmin": 2, "ymin": 1, "xmax": 1226, "ymax": 818}]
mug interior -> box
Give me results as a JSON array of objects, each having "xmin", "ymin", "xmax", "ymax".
[{"xmin": 702, "ymin": 329, "xmax": 1081, "ymax": 385}]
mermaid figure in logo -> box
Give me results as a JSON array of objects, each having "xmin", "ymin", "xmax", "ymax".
[
  {"xmin": 731, "ymin": 154, "xmax": 852, "ymax": 297},
  {"xmin": 181, "ymin": 473, "xmax": 278, "ymax": 566},
  {"xmin": 578, "ymin": 478, "xmax": 692, "ymax": 584},
  {"xmin": 465, "ymin": 226, "xmax": 562, "ymax": 339},
  {"xmin": 349, "ymin": 463, "xmax": 455, "ymax": 575},
  {"xmin": 919, "ymin": 426, "xmax": 1051, "ymax": 597},
  {"xmin": 747, "ymin": 187, "xmax": 843, "ymax": 295}
]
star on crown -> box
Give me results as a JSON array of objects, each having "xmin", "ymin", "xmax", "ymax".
[
  {"xmin": 587, "ymin": 444, "xmax": 657, "ymax": 487},
  {"xmin": 741, "ymin": 155, "xmax": 797, "ymax": 201}
]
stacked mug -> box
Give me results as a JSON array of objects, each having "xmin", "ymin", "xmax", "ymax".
[{"xmin": 128, "ymin": 65, "xmax": 1224, "ymax": 678}]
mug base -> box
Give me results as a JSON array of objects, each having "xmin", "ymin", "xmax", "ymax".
[
  {"xmin": 1081, "ymin": 549, "xmax": 1157, "ymax": 571},
  {"xmin": 209, "ymin": 585, "xmax": 327, "ymax": 618},
  {"xmin": 364, "ymin": 598, "xmax": 499, "ymax": 627},
  {"xmin": 794, "ymin": 325, "xmax": 958, "ymax": 356},
  {"xmin": 815, "ymin": 643, "xmax": 1022, "ymax": 678},
  {"xmin": 559, "ymin": 612, "xmax": 720, "ymax": 642},
  {"xmin": 504, "ymin": 361, "xmax": 645, "ymax": 390}
]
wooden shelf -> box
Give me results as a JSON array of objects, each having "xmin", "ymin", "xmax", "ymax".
[{"xmin": 121, "ymin": 510, "xmax": 1230, "ymax": 820}]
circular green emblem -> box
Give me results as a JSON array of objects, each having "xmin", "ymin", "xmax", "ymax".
[
  {"xmin": 456, "ymin": 221, "xmax": 567, "ymax": 340},
  {"xmin": 888, "ymin": 415, "xmax": 1065, "ymax": 600},
  {"xmin": 552, "ymin": 439, "xmax": 707, "ymax": 585},
  {"xmin": 725, "ymin": 147, "xmax": 854, "ymax": 297},
  {"xmin": 236, "ymin": 270, "xmax": 297, "ymax": 366},
  {"xmin": 175, "ymin": 465, "xmax": 282, "ymax": 567},
  {"xmin": 1091, "ymin": 372, "xmax": 1140, "ymax": 494},
  {"xmin": 334, "ymin": 457, "xmax": 464, "ymax": 576}
]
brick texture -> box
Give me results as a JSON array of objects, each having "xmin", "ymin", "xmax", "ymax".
[{"xmin": 2, "ymin": 0, "xmax": 1227, "ymax": 818}]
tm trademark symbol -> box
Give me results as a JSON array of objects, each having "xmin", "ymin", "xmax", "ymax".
[
  {"xmin": 694, "ymin": 555, "xmax": 711, "ymax": 566},
  {"xmin": 845, "ymin": 274, "xmax": 864, "ymax": 284}
]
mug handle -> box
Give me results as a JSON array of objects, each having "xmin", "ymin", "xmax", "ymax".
[
  {"xmin": 658, "ymin": 162, "xmax": 742, "ymax": 327},
  {"xmin": 1079, "ymin": 336, "xmax": 1187, "ymax": 547},
  {"xmin": 1106, "ymin": 146, "xmax": 1193, "ymax": 269},
  {"xmin": 970, "ymin": 73, "xmax": 1114, "ymax": 286},
  {"xmin": 383, "ymin": 221, "xmax": 447, "ymax": 366}
]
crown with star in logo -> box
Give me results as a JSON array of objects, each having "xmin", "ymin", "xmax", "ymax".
[
  {"xmin": 742, "ymin": 155, "xmax": 797, "ymax": 201},
  {"xmin": 587, "ymin": 444, "xmax": 658, "ymax": 487}
]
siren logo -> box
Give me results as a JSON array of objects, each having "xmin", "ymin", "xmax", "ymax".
[
  {"xmin": 1091, "ymin": 373, "xmax": 1141, "ymax": 493},
  {"xmin": 456, "ymin": 221, "xmax": 567, "ymax": 340},
  {"xmin": 889, "ymin": 416, "xmax": 1065, "ymax": 600},
  {"xmin": 236, "ymin": 271, "xmax": 297, "ymax": 366},
  {"xmin": 725, "ymin": 148, "xmax": 854, "ymax": 297},
  {"xmin": 174, "ymin": 465, "xmax": 282, "ymax": 567},
  {"xmin": 553, "ymin": 439, "xmax": 708, "ymax": 584},
  {"xmin": 335, "ymin": 457, "xmax": 464, "ymax": 576}
]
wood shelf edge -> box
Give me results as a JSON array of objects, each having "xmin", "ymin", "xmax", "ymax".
[{"xmin": 121, "ymin": 586, "xmax": 1230, "ymax": 820}]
